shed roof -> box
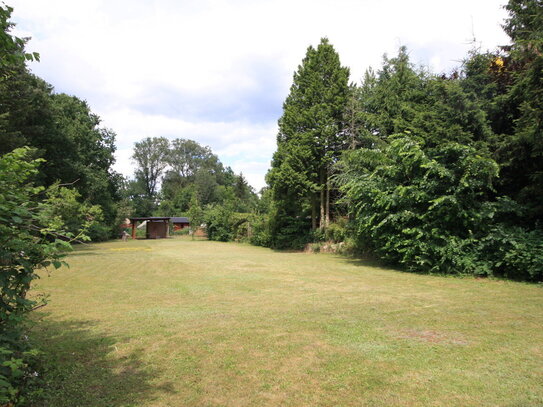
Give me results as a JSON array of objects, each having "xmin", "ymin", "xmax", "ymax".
[
  {"xmin": 129, "ymin": 217, "xmax": 171, "ymax": 222},
  {"xmin": 171, "ymin": 217, "xmax": 189, "ymax": 223}
]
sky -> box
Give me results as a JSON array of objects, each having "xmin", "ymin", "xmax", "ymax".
[{"xmin": 9, "ymin": 0, "xmax": 510, "ymax": 191}]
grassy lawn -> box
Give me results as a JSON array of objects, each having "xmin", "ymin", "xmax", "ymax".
[{"xmin": 29, "ymin": 237, "xmax": 542, "ymax": 407}]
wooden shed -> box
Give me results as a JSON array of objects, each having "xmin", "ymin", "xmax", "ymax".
[
  {"xmin": 171, "ymin": 217, "xmax": 190, "ymax": 231},
  {"xmin": 129, "ymin": 217, "xmax": 171, "ymax": 239}
]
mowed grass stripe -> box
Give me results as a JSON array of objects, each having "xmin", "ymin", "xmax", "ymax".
[{"xmin": 30, "ymin": 237, "xmax": 543, "ymax": 407}]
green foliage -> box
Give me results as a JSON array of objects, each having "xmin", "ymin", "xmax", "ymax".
[
  {"xmin": 37, "ymin": 183, "xmax": 104, "ymax": 242},
  {"xmin": 172, "ymin": 228, "xmax": 190, "ymax": 236},
  {"xmin": 0, "ymin": 67, "xmax": 119, "ymax": 238},
  {"xmin": 268, "ymin": 204, "xmax": 312, "ymax": 250},
  {"xmin": 86, "ymin": 222, "xmax": 112, "ymax": 242},
  {"xmin": 132, "ymin": 137, "xmax": 170, "ymax": 202},
  {"xmin": 248, "ymin": 213, "xmax": 271, "ymax": 247},
  {"xmin": 0, "ymin": 78, "xmax": 120, "ymax": 232},
  {"xmin": 339, "ymin": 136, "xmax": 495, "ymax": 273},
  {"xmin": 132, "ymin": 138, "xmax": 257, "ymax": 218},
  {"xmin": 187, "ymin": 195, "xmax": 204, "ymax": 240},
  {"xmin": 268, "ymin": 37, "xmax": 350, "ymax": 243},
  {"xmin": 339, "ymin": 136, "xmax": 542, "ymax": 280},
  {"xmin": 0, "ymin": 148, "xmax": 67, "ymax": 330},
  {"xmin": 0, "ymin": 346, "xmax": 41, "ymax": 405},
  {"xmin": 125, "ymin": 178, "xmax": 156, "ymax": 217},
  {"xmin": 0, "ymin": 148, "xmax": 69, "ymax": 405},
  {"xmin": 203, "ymin": 205, "xmax": 235, "ymax": 242},
  {"xmin": 477, "ymin": 226, "xmax": 543, "ymax": 281},
  {"xmin": 325, "ymin": 219, "xmax": 348, "ymax": 243},
  {"xmin": 166, "ymin": 138, "xmax": 221, "ymax": 186},
  {"xmin": 460, "ymin": 0, "xmax": 543, "ymax": 222},
  {"xmin": 0, "ymin": 4, "xmax": 38, "ymax": 78},
  {"xmin": 358, "ymin": 47, "xmax": 493, "ymax": 148}
]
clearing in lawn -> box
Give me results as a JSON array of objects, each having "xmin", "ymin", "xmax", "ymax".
[{"xmin": 30, "ymin": 237, "xmax": 542, "ymax": 406}]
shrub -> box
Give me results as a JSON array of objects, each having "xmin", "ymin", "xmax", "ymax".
[
  {"xmin": 0, "ymin": 148, "xmax": 69, "ymax": 405},
  {"xmin": 338, "ymin": 136, "xmax": 543, "ymax": 280},
  {"xmin": 86, "ymin": 223, "xmax": 111, "ymax": 242},
  {"xmin": 172, "ymin": 228, "xmax": 190, "ymax": 236},
  {"xmin": 478, "ymin": 226, "xmax": 543, "ymax": 281},
  {"xmin": 204, "ymin": 205, "xmax": 234, "ymax": 242},
  {"xmin": 0, "ymin": 345, "xmax": 41, "ymax": 405},
  {"xmin": 325, "ymin": 219, "xmax": 348, "ymax": 243},
  {"xmin": 248, "ymin": 214, "xmax": 271, "ymax": 247},
  {"xmin": 269, "ymin": 210, "xmax": 311, "ymax": 250}
]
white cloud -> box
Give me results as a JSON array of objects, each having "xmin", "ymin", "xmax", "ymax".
[{"xmin": 9, "ymin": 0, "xmax": 510, "ymax": 189}]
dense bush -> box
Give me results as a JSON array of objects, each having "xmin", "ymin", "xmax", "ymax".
[
  {"xmin": 339, "ymin": 136, "xmax": 543, "ymax": 280},
  {"xmin": 268, "ymin": 207, "xmax": 312, "ymax": 250},
  {"xmin": 248, "ymin": 214, "xmax": 271, "ymax": 247},
  {"xmin": 478, "ymin": 226, "xmax": 543, "ymax": 281},
  {"xmin": 312, "ymin": 218, "xmax": 349, "ymax": 243},
  {"xmin": 0, "ymin": 148, "xmax": 68, "ymax": 405},
  {"xmin": 86, "ymin": 223, "xmax": 111, "ymax": 242},
  {"xmin": 204, "ymin": 205, "xmax": 235, "ymax": 242},
  {"xmin": 37, "ymin": 183, "xmax": 104, "ymax": 242}
]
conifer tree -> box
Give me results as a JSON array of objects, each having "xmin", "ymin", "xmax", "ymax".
[{"xmin": 267, "ymin": 38, "xmax": 349, "ymax": 246}]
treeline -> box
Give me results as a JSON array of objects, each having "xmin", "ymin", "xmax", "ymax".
[
  {"xmin": 203, "ymin": 0, "xmax": 543, "ymax": 281},
  {"xmin": 0, "ymin": 13, "xmax": 121, "ymax": 242},
  {"xmin": 126, "ymin": 137, "xmax": 257, "ymax": 217}
]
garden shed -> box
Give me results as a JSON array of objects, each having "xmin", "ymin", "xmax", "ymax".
[
  {"xmin": 171, "ymin": 217, "xmax": 190, "ymax": 231},
  {"xmin": 129, "ymin": 217, "xmax": 171, "ymax": 239}
]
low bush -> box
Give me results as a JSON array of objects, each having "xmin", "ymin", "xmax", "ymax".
[
  {"xmin": 0, "ymin": 342, "xmax": 41, "ymax": 405},
  {"xmin": 478, "ymin": 226, "xmax": 543, "ymax": 281},
  {"xmin": 248, "ymin": 214, "xmax": 271, "ymax": 247},
  {"xmin": 86, "ymin": 223, "xmax": 111, "ymax": 242},
  {"xmin": 172, "ymin": 228, "xmax": 190, "ymax": 236}
]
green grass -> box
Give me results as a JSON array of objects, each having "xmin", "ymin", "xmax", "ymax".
[{"xmin": 29, "ymin": 237, "xmax": 543, "ymax": 406}]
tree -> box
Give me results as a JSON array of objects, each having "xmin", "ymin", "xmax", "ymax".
[
  {"xmin": 267, "ymin": 38, "xmax": 350, "ymax": 245},
  {"xmin": 187, "ymin": 194, "xmax": 204, "ymax": 240},
  {"xmin": 459, "ymin": 0, "xmax": 543, "ymax": 222},
  {"xmin": 0, "ymin": 71, "xmax": 120, "ymax": 234},
  {"xmin": 167, "ymin": 138, "xmax": 219, "ymax": 184},
  {"xmin": 499, "ymin": 0, "xmax": 543, "ymax": 221},
  {"xmin": 338, "ymin": 136, "xmax": 497, "ymax": 273},
  {"xmin": 0, "ymin": 4, "xmax": 38, "ymax": 78},
  {"xmin": 132, "ymin": 137, "xmax": 169, "ymax": 201},
  {"xmin": 37, "ymin": 183, "xmax": 105, "ymax": 241},
  {"xmin": 357, "ymin": 47, "xmax": 492, "ymax": 148}
]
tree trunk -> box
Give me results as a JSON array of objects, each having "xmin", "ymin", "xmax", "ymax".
[
  {"xmin": 319, "ymin": 168, "xmax": 325, "ymax": 230},
  {"xmin": 311, "ymin": 193, "xmax": 317, "ymax": 230},
  {"xmin": 325, "ymin": 167, "xmax": 330, "ymax": 228}
]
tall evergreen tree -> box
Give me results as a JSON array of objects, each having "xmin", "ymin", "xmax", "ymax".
[
  {"xmin": 461, "ymin": 0, "xmax": 543, "ymax": 222},
  {"xmin": 267, "ymin": 38, "xmax": 349, "ymax": 246},
  {"xmin": 500, "ymin": 0, "xmax": 543, "ymax": 221}
]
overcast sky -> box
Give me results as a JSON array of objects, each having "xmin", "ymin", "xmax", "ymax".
[{"xmin": 10, "ymin": 0, "xmax": 509, "ymax": 190}]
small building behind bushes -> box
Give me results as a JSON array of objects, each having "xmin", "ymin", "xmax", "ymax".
[{"xmin": 172, "ymin": 217, "xmax": 190, "ymax": 231}]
